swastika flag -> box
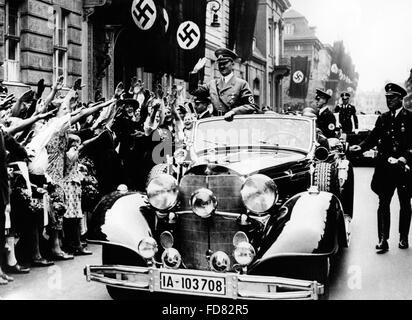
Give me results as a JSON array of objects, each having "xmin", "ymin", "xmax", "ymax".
[{"xmin": 289, "ymin": 56, "xmax": 310, "ymax": 99}]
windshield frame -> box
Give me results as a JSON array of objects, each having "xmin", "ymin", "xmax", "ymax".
[{"xmin": 191, "ymin": 115, "xmax": 316, "ymax": 156}]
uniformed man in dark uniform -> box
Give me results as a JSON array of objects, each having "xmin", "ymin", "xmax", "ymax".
[
  {"xmin": 189, "ymin": 47, "xmax": 259, "ymax": 121},
  {"xmin": 335, "ymin": 91, "xmax": 358, "ymax": 134},
  {"xmin": 313, "ymin": 88, "xmax": 337, "ymax": 138},
  {"xmin": 350, "ymin": 83, "xmax": 412, "ymax": 253},
  {"xmin": 193, "ymin": 92, "xmax": 212, "ymax": 120}
]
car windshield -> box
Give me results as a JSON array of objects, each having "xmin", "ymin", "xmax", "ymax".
[{"xmin": 193, "ymin": 116, "xmax": 314, "ymax": 153}]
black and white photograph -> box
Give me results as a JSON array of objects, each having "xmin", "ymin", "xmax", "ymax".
[{"xmin": 1, "ymin": 0, "xmax": 412, "ymax": 308}]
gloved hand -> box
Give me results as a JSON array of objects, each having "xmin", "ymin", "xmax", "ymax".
[{"xmin": 224, "ymin": 110, "xmax": 235, "ymax": 122}]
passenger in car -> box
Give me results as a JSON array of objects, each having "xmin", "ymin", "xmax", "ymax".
[
  {"xmin": 189, "ymin": 48, "xmax": 259, "ymax": 122},
  {"xmin": 302, "ymin": 107, "xmax": 329, "ymax": 150}
]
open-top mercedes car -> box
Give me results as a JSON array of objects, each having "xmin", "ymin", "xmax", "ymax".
[{"xmin": 84, "ymin": 114, "xmax": 354, "ymax": 300}]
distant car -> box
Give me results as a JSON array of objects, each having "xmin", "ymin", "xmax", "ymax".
[
  {"xmin": 335, "ymin": 113, "xmax": 378, "ymax": 166},
  {"xmin": 84, "ymin": 114, "xmax": 354, "ymax": 300}
]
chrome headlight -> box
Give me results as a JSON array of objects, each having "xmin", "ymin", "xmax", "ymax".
[
  {"xmin": 240, "ymin": 174, "xmax": 278, "ymax": 214},
  {"xmin": 146, "ymin": 174, "xmax": 179, "ymax": 211},
  {"xmin": 161, "ymin": 248, "xmax": 182, "ymax": 269},
  {"xmin": 233, "ymin": 242, "xmax": 256, "ymax": 266},
  {"xmin": 138, "ymin": 237, "xmax": 158, "ymax": 259},
  {"xmin": 190, "ymin": 188, "xmax": 217, "ymax": 218},
  {"xmin": 210, "ymin": 251, "xmax": 230, "ymax": 272}
]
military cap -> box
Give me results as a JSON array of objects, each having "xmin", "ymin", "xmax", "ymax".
[
  {"xmin": 214, "ymin": 47, "xmax": 238, "ymax": 62},
  {"xmin": 385, "ymin": 83, "xmax": 407, "ymax": 98},
  {"xmin": 341, "ymin": 91, "xmax": 350, "ymax": 98},
  {"xmin": 194, "ymin": 93, "xmax": 211, "ymax": 104},
  {"xmin": 315, "ymin": 88, "xmax": 331, "ymax": 100}
]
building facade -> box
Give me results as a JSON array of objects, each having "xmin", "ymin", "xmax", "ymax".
[
  {"xmin": 0, "ymin": 0, "xmax": 83, "ymax": 96},
  {"xmin": 0, "ymin": 0, "xmax": 291, "ymax": 111},
  {"xmin": 281, "ymin": 9, "xmax": 332, "ymax": 111},
  {"xmin": 254, "ymin": 0, "xmax": 291, "ymax": 111}
]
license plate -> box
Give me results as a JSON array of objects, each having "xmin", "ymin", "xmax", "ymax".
[{"xmin": 160, "ymin": 272, "xmax": 226, "ymax": 295}]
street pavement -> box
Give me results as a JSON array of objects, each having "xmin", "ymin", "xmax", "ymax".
[{"xmin": 1, "ymin": 167, "xmax": 411, "ymax": 300}]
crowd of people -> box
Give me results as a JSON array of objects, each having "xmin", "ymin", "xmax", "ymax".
[
  {"xmin": 0, "ymin": 75, "xmax": 204, "ymax": 285},
  {"xmin": 2, "ymin": 44, "xmax": 408, "ymax": 290}
]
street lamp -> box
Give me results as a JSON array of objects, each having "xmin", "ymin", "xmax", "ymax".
[{"xmin": 207, "ymin": 0, "xmax": 221, "ymax": 28}]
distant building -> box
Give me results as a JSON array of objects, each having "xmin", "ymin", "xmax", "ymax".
[
  {"xmin": 354, "ymin": 90, "xmax": 386, "ymax": 114},
  {"xmin": 254, "ymin": 0, "xmax": 291, "ymax": 111},
  {"xmin": 281, "ymin": 9, "xmax": 331, "ymax": 111}
]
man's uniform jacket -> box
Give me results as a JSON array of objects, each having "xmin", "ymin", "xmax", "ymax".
[
  {"xmin": 317, "ymin": 107, "xmax": 337, "ymax": 138},
  {"xmin": 335, "ymin": 103, "xmax": 358, "ymax": 133},
  {"xmin": 189, "ymin": 72, "xmax": 259, "ymax": 116},
  {"xmin": 359, "ymin": 108, "xmax": 412, "ymax": 195}
]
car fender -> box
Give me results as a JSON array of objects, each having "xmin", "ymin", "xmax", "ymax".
[
  {"xmin": 100, "ymin": 193, "xmax": 153, "ymax": 254},
  {"xmin": 260, "ymin": 190, "xmax": 345, "ymax": 261}
]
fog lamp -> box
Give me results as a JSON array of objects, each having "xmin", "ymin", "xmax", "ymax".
[
  {"xmin": 233, "ymin": 242, "xmax": 255, "ymax": 266},
  {"xmin": 138, "ymin": 237, "xmax": 158, "ymax": 259},
  {"xmin": 233, "ymin": 231, "xmax": 249, "ymax": 247},
  {"xmin": 210, "ymin": 251, "xmax": 230, "ymax": 272},
  {"xmin": 146, "ymin": 174, "xmax": 179, "ymax": 211},
  {"xmin": 240, "ymin": 174, "xmax": 278, "ymax": 214},
  {"xmin": 190, "ymin": 188, "xmax": 217, "ymax": 218},
  {"xmin": 160, "ymin": 231, "xmax": 174, "ymax": 249},
  {"xmin": 161, "ymin": 248, "xmax": 182, "ymax": 269}
]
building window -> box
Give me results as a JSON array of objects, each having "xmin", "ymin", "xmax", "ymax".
[
  {"xmin": 253, "ymin": 78, "xmax": 260, "ymax": 106},
  {"xmin": 284, "ymin": 23, "xmax": 294, "ymax": 35},
  {"xmin": 53, "ymin": 7, "xmax": 68, "ymax": 83},
  {"xmin": 274, "ymin": 23, "xmax": 280, "ymax": 65},
  {"xmin": 5, "ymin": 1, "xmax": 20, "ymax": 82},
  {"xmin": 295, "ymin": 45, "xmax": 302, "ymax": 51},
  {"xmin": 269, "ymin": 25, "xmax": 274, "ymax": 56}
]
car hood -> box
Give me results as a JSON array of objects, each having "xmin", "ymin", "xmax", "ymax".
[{"xmin": 194, "ymin": 151, "xmax": 307, "ymax": 176}]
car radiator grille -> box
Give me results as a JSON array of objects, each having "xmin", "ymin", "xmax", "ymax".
[{"xmin": 176, "ymin": 175, "xmax": 244, "ymax": 270}]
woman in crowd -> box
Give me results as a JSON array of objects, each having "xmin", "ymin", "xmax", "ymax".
[
  {"xmin": 0, "ymin": 77, "xmax": 199, "ymax": 285},
  {"xmin": 62, "ymin": 134, "xmax": 92, "ymax": 255}
]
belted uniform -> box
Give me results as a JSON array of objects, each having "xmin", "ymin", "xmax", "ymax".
[
  {"xmin": 335, "ymin": 103, "xmax": 358, "ymax": 133},
  {"xmin": 189, "ymin": 73, "xmax": 258, "ymax": 116},
  {"xmin": 359, "ymin": 108, "xmax": 412, "ymax": 240},
  {"xmin": 317, "ymin": 106, "xmax": 337, "ymax": 138}
]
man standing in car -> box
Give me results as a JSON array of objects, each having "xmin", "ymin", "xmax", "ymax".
[
  {"xmin": 335, "ymin": 91, "xmax": 358, "ymax": 134},
  {"xmin": 350, "ymin": 83, "xmax": 412, "ymax": 253},
  {"xmin": 189, "ymin": 48, "xmax": 259, "ymax": 121}
]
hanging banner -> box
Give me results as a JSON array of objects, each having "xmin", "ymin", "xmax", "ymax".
[
  {"xmin": 228, "ymin": 0, "xmax": 259, "ymax": 61},
  {"xmin": 177, "ymin": 21, "xmax": 201, "ymax": 50},
  {"xmin": 289, "ymin": 56, "xmax": 310, "ymax": 99},
  {"xmin": 131, "ymin": 0, "xmax": 157, "ymax": 30}
]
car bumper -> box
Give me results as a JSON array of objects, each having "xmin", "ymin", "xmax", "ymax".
[{"xmin": 84, "ymin": 265, "xmax": 324, "ymax": 300}]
